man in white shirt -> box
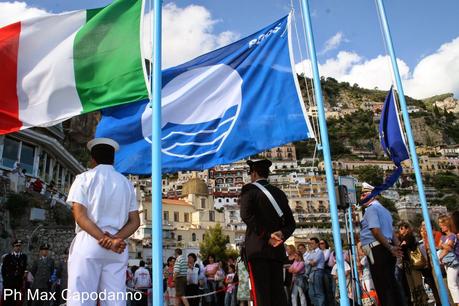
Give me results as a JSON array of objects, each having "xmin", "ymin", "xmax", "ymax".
[
  {"xmin": 66, "ymin": 138, "xmax": 140, "ymax": 306},
  {"xmin": 133, "ymin": 261, "xmax": 150, "ymax": 306}
]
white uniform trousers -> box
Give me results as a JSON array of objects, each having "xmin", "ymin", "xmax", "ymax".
[{"xmin": 67, "ymin": 231, "xmax": 128, "ymax": 306}]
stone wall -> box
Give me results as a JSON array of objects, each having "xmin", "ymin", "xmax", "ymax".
[{"xmin": 13, "ymin": 227, "xmax": 75, "ymax": 261}]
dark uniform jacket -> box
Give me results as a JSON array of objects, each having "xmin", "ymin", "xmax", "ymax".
[
  {"xmin": 31, "ymin": 257, "xmax": 54, "ymax": 290},
  {"xmin": 240, "ymin": 179, "xmax": 295, "ymax": 262},
  {"xmin": 1, "ymin": 253, "xmax": 27, "ymax": 288}
]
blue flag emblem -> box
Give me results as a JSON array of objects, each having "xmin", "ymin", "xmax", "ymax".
[{"xmin": 96, "ymin": 14, "xmax": 314, "ymax": 174}]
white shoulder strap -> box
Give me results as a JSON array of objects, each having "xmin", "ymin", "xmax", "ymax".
[{"xmin": 252, "ymin": 182, "xmax": 284, "ymax": 217}]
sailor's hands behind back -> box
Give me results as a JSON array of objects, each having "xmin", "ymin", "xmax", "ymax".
[{"xmin": 99, "ymin": 232, "xmax": 126, "ymax": 253}]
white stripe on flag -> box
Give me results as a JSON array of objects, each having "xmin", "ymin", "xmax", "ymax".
[{"xmin": 17, "ymin": 11, "xmax": 86, "ymax": 128}]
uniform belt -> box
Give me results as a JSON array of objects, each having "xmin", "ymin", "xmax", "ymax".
[{"xmin": 368, "ymin": 239, "xmax": 392, "ymax": 248}]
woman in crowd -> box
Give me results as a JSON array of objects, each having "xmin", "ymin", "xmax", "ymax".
[
  {"xmin": 320, "ymin": 239, "xmax": 333, "ymax": 306},
  {"xmin": 163, "ymin": 256, "xmax": 176, "ymax": 306},
  {"xmin": 224, "ymin": 264, "xmax": 237, "ymax": 306},
  {"xmin": 419, "ymin": 220, "xmax": 442, "ymax": 305},
  {"xmin": 284, "ymin": 244, "xmax": 296, "ymax": 305},
  {"xmin": 236, "ymin": 255, "xmax": 251, "ymax": 306},
  {"xmin": 289, "ymin": 251, "xmax": 307, "ymax": 306},
  {"xmin": 187, "ymin": 253, "xmax": 201, "ymax": 306},
  {"xmin": 438, "ymin": 215, "xmax": 459, "ymax": 305},
  {"xmin": 204, "ymin": 255, "xmax": 219, "ymax": 306},
  {"xmin": 398, "ymin": 221, "xmax": 428, "ymax": 305}
]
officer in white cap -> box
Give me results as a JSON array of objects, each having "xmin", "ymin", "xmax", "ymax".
[
  {"xmin": 66, "ymin": 138, "xmax": 140, "ymax": 306},
  {"xmin": 359, "ymin": 182, "xmax": 402, "ymax": 306}
]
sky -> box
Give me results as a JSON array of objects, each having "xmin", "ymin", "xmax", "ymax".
[{"xmin": 0, "ymin": 0, "xmax": 458, "ymax": 99}]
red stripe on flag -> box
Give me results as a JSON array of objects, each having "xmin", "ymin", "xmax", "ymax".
[{"xmin": 0, "ymin": 22, "xmax": 21, "ymax": 134}]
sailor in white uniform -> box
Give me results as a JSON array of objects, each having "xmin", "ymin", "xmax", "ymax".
[{"xmin": 66, "ymin": 138, "xmax": 140, "ymax": 306}]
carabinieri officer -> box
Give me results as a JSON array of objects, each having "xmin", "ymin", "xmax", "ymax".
[{"xmin": 240, "ymin": 159, "xmax": 295, "ymax": 306}]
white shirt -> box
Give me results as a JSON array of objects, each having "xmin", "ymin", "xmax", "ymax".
[
  {"xmin": 331, "ymin": 261, "xmax": 351, "ymax": 276},
  {"xmin": 305, "ymin": 247, "xmax": 325, "ymax": 270},
  {"xmin": 187, "ymin": 265, "xmax": 200, "ymax": 285},
  {"xmin": 134, "ymin": 267, "xmax": 151, "ymax": 289},
  {"xmin": 331, "ymin": 261, "xmax": 352, "ymax": 299},
  {"xmin": 322, "ymin": 249, "xmax": 331, "ymax": 262},
  {"xmin": 67, "ymin": 164, "xmax": 138, "ymax": 234}
]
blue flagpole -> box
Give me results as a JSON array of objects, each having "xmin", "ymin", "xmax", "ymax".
[
  {"xmin": 151, "ymin": 0, "xmax": 163, "ymax": 305},
  {"xmin": 347, "ymin": 206, "xmax": 362, "ymax": 305},
  {"xmin": 299, "ymin": 1, "xmax": 349, "ymax": 305},
  {"xmin": 375, "ymin": 1, "xmax": 449, "ymax": 305}
]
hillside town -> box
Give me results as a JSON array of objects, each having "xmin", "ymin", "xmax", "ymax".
[
  {"xmin": 0, "ymin": 75, "xmax": 458, "ymax": 306},
  {"xmin": 0, "ymin": 91, "xmax": 457, "ymax": 263}
]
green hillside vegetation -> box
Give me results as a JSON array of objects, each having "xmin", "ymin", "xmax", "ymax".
[
  {"xmin": 295, "ymin": 76, "xmax": 459, "ymax": 160},
  {"xmin": 423, "ymin": 93, "xmax": 454, "ymax": 111}
]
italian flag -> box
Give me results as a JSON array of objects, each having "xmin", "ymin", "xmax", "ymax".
[{"xmin": 0, "ymin": 0, "xmax": 149, "ymax": 134}]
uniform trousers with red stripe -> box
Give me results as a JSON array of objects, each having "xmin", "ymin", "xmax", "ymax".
[{"xmin": 248, "ymin": 259, "xmax": 287, "ymax": 306}]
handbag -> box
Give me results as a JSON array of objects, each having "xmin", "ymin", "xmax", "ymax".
[
  {"xmin": 409, "ymin": 246, "xmax": 427, "ymax": 269},
  {"xmin": 440, "ymin": 251, "xmax": 459, "ymax": 268},
  {"xmin": 361, "ymin": 290, "xmax": 378, "ymax": 306}
]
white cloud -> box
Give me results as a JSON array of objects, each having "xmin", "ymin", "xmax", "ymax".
[
  {"xmin": 319, "ymin": 51, "xmax": 361, "ymax": 77},
  {"xmin": 144, "ymin": 3, "xmax": 240, "ymax": 68},
  {"xmin": 296, "ymin": 36, "xmax": 459, "ymax": 99},
  {"xmin": 321, "ymin": 32, "xmax": 346, "ymax": 54},
  {"xmin": 0, "ymin": 1, "xmax": 49, "ymax": 27},
  {"xmin": 1, "ymin": 2, "xmax": 240, "ymax": 70},
  {"xmin": 295, "ymin": 51, "xmax": 408, "ymax": 91},
  {"xmin": 404, "ymin": 37, "xmax": 459, "ymax": 99}
]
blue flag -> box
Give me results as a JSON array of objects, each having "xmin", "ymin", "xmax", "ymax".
[
  {"xmin": 379, "ymin": 87, "xmax": 409, "ymax": 165},
  {"xmin": 361, "ymin": 87, "xmax": 409, "ymax": 202},
  {"xmin": 96, "ymin": 14, "xmax": 314, "ymax": 174}
]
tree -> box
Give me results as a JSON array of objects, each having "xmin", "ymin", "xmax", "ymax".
[
  {"xmin": 432, "ymin": 172, "xmax": 459, "ymax": 190},
  {"xmin": 199, "ymin": 223, "xmax": 230, "ymax": 261},
  {"xmin": 442, "ymin": 196, "xmax": 458, "ymax": 212},
  {"xmin": 433, "ymin": 104, "xmax": 441, "ymax": 117},
  {"xmin": 355, "ymin": 166, "xmax": 384, "ymax": 186}
]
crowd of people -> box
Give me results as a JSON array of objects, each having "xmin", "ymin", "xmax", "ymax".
[
  {"xmin": 0, "ymin": 242, "xmax": 69, "ymax": 306},
  {"xmin": 1, "ymin": 143, "xmax": 458, "ymax": 306},
  {"xmin": 158, "ymin": 209, "xmax": 459, "ymax": 306},
  {"xmin": 126, "ymin": 260, "xmax": 152, "ymax": 306},
  {"xmin": 282, "ymin": 211, "xmax": 459, "ymax": 306},
  {"xmin": 161, "ymin": 249, "xmax": 249, "ymax": 306}
]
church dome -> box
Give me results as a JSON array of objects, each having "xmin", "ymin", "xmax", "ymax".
[{"xmin": 182, "ymin": 177, "xmax": 208, "ymax": 196}]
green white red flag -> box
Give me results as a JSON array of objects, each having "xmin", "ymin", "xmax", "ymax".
[{"xmin": 0, "ymin": 0, "xmax": 149, "ymax": 134}]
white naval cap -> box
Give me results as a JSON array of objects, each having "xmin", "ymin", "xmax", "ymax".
[
  {"xmin": 87, "ymin": 138, "xmax": 120, "ymax": 152},
  {"xmin": 361, "ymin": 182, "xmax": 375, "ymax": 193}
]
